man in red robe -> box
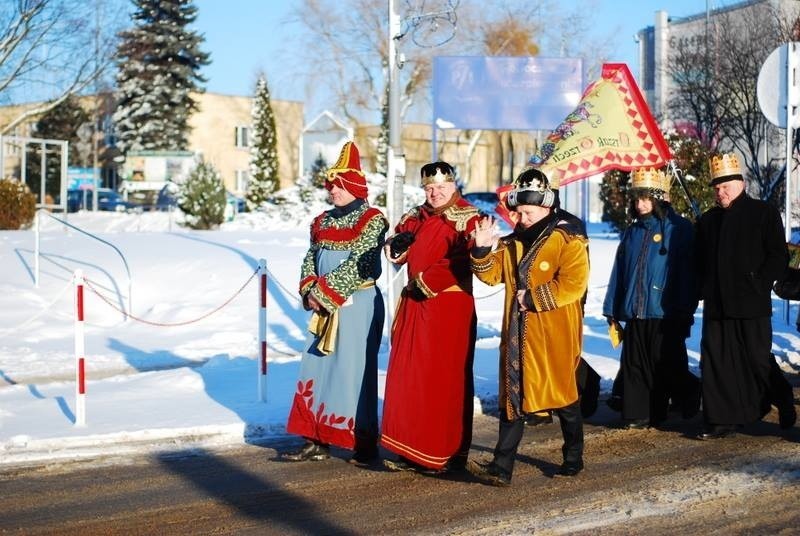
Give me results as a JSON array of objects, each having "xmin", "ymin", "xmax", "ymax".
[{"xmin": 380, "ymin": 161, "xmax": 481, "ymax": 473}]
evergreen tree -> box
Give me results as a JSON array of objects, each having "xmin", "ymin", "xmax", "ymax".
[
  {"xmin": 295, "ymin": 152, "xmax": 328, "ymax": 205},
  {"xmin": 662, "ymin": 132, "xmax": 716, "ymax": 221},
  {"xmin": 178, "ymin": 161, "xmax": 225, "ymax": 229},
  {"xmin": 35, "ymin": 96, "xmax": 92, "ymax": 167},
  {"xmin": 376, "ymin": 85, "xmax": 389, "ymax": 176},
  {"xmin": 113, "ymin": 0, "xmax": 210, "ymax": 153},
  {"xmin": 247, "ymin": 75, "xmax": 280, "ymax": 208},
  {"xmin": 309, "ymin": 152, "xmax": 328, "ymax": 189},
  {"xmin": 598, "ymin": 168, "xmax": 630, "ymax": 234},
  {"xmin": 25, "ymin": 95, "xmax": 91, "ymax": 200}
]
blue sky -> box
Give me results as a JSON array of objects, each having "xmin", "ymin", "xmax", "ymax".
[{"xmin": 193, "ymin": 0, "xmax": 717, "ymax": 121}]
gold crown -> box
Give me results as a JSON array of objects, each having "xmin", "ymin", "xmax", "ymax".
[
  {"xmin": 421, "ymin": 168, "xmax": 454, "ymax": 186},
  {"xmin": 709, "ymin": 153, "xmax": 742, "ymax": 180},
  {"xmin": 630, "ymin": 167, "xmax": 670, "ymax": 193}
]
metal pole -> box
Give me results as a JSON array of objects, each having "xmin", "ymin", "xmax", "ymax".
[
  {"xmin": 34, "ymin": 210, "xmax": 40, "ymax": 288},
  {"xmin": 62, "ymin": 141, "xmax": 68, "ymax": 211},
  {"xmin": 74, "ymin": 269, "xmax": 87, "ymax": 426},
  {"xmin": 784, "ymin": 43, "xmax": 798, "ymax": 323},
  {"xmin": 785, "ymin": 42, "xmax": 797, "ymax": 245},
  {"xmin": 386, "ymin": 0, "xmax": 406, "ymax": 328},
  {"xmin": 40, "ymin": 142, "xmax": 46, "ymax": 205},
  {"xmin": 258, "ymin": 259, "xmax": 267, "ymax": 402},
  {"xmin": 20, "ymin": 139, "xmax": 26, "ymax": 187},
  {"xmin": 669, "ymin": 160, "xmax": 701, "ymax": 219}
]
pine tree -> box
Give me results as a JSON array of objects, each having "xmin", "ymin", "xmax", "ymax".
[
  {"xmin": 309, "ymin": 152, "xmax": 328, "ymax": 189},
  {"xmin": 247, "ymin": 75, "xmax": 280, "ymax": 208},
  {"xmin": 113, "ymin": 0, "xmax": 210, "ymax": 153},
  {"xmin": 376, "ymin": 85, "xmax": 389, "ymax": 176},
  {"xmin": 178, "ymin": 161, "xmax": 225, "ymax": 229},
  {"xmin": 34, "ymin": 96, "xmax": 92, "ymax": 167},
  {"xmin": 294, "ymin": 151, "xmax": 328, "ymax": 204},
  {"xmin": 25, "ymin": 96, "xmax": 91, "ymax": 200},
  {"xmin": 247, "ymin": 76, "xmax": 280, "ymax": 207}
]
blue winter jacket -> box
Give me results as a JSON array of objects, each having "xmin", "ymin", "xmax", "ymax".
[{"xmin": 603, "ymin": 206, "xmax": 697, "ymax": 321}]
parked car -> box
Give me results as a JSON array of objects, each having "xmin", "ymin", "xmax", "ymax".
[
  {"xmin": 64, "ymin": 188, "xmax": 133, "ymax": 213},
  {"xmin": 227, "ymin": 191, "xmax": 246, "ymax": 213},
  {"xmin": 155, "ymin": 184, "xmax": 179, "ymax": 211}
]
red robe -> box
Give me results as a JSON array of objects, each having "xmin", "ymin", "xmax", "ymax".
[{"xmin": 380, "ymin": 197, "xmax": 480, "ymax": 470}]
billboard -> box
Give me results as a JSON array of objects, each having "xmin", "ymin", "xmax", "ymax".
[
  {"xmin": 433, "ymin": 56, "xmax": 584, "ymax": 131},
  {"xmin": 67, "ymin": 167, "xmax": 100, "ymax": 190}
]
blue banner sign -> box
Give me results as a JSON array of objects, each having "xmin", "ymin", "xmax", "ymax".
[
  {"xmin": 433, "ymin": 56, "xmax": 584, "ymax": 131},
  {"xmin": 67, "ymin": 167, "xmax": 99, "ymax": 190}
]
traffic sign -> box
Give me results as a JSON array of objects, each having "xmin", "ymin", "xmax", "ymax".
[{"xmin": 757, "ymin": 42, "xmax": 800, "ymax": 129}]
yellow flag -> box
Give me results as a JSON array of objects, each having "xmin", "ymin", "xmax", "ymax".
[{"xmin": 529, "ymin": 63, "xmax": 672, "ymax": 187}]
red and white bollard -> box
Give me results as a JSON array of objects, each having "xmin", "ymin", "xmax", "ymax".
[
  {"xmin": 74, "ymin": 269, "xmax": 87, "ymax": 426},
  {"xmin": 258, "ymin": 259, "xmax": 267, "ymax": 402}
]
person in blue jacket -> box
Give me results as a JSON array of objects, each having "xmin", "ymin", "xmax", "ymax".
[{"xmin": 603, "ymin": 167, "xmax": 699, "ymax": 429}]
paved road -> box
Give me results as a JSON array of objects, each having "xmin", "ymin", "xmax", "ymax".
[{"xmin": 1, "ymin": 394, "xmax": 799, "ymax": 535}]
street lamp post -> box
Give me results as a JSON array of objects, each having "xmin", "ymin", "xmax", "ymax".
[{"xmin": 386, "ymin": 0, "xmax": 407, "ymax": 324}]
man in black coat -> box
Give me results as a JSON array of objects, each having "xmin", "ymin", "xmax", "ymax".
[{"xmin": 694, "ymin": 153, "xmax": 791, "ymax": 439}]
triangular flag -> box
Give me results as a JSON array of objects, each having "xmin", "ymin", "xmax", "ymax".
[
  {"xmin": 529, "ymin": 63, "xmax": 671, "ymax": 186},
  {"xmin": 495, "ymin": 184, "xmax": 517, "ymax": 228}
]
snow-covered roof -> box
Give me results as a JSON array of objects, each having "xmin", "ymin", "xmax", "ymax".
[{"xmin": 302, "ymin": 110, "xmax": 352, "ymax": 137}]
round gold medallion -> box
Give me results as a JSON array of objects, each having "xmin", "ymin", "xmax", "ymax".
[
  {"xmin": 539, "ymin": 261, "xmax": 550, "ymax": 271},
  {"xmin": 653, "ymin": 233, "xmax": 662, "ymax": 243}
]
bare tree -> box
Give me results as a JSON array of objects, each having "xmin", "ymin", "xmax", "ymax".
[
  {"xmin": 287, "ymin": 0, "xmax": 615, "ymax": 188},
  {"xmin": 0, "ymin": 0, "xmax": 124, "ymax": 134},
  {"xmin": 288, "ymin": 0, "xmax": 437, "ymax": 127},
  {"xmin": 288, "ymin": 0, "xmax": 613, "ymax": 127},
  {"xmin": 666, "ymin": 1, "xmax": 800, "ymax": 201},
  {"xmin": 457, "ymin": 1, "xmax": 613, "ymax": 184}
]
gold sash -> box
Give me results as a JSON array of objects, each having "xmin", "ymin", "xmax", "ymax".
[{"xmin": 308, "ymin": 280, "xmax": 375, "ymax": 356}]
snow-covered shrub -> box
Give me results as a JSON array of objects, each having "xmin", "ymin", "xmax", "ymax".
[{"xmin": 178, "ymin": 161, "xmax": 226, "ymax": 229}]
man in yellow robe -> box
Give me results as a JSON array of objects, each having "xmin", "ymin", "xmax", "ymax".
[{"xmin": 469, "ymin": 167, "xmax": 589, "ymax": 485}]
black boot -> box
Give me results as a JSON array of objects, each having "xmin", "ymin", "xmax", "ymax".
[
  {"xmin": 779, "ymin": 405, "xmax": 797, "ymax": 430},
  {"xmin": 555, "ymin": 401, "xmax": 584, "ymax": 477},
  {"xmin": 467, "ymin": 459, "xmax": 511, "ymax": 487},
  {"xmin": 349, "ymin": 446, "xmax": 378, "ymax": 466}
]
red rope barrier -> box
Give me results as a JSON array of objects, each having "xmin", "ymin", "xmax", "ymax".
[{"xmin": 83, "ymin": 268, "xmax": 259, "ymax": 327}]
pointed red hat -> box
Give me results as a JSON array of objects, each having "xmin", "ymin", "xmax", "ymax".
[{"xmin": 325, "ymin": 142, "xmax": 368, "ymax": 199}]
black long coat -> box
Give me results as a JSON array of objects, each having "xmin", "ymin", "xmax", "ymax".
[{"xmin": 695, "ymin": 193, "xmax": 788, "ymax": 319}]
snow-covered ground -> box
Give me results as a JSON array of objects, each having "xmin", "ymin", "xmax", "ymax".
[{"xmin": 1, "ymin": 207, "xmax": 798, "ymax": 467}]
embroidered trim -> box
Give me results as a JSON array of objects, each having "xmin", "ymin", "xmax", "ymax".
[
  {"xmin": 534, "ymin": 283, "xmax": 557, "ymax": 311},
  {"xmin": 414, "ymin": 273, "xmax": 436, "ymax": 298},
  {"xmin": 312, "ymin": 207, "xmax": 387, "ymax": 249},
  {"xmin": 397, "ymin": 206, "xmax": 421, "ymax": 226},
  {"xmin": 443, "ymin": 204, "xmax": 480, "ymax": 232},
  {"xmin": 381, "ymin": 434, "xmax": 450, "ymax": 466},
  {"xmin": 470, "ymin": 255, "xmax": 495, "ymax": 273},
  {"xmin": 299, "ymin": 275, "xmax": 317, "ymax": 294},
  {"xmin": 313, "ymin": 276, "xmax": 346, "ymax": 309}
]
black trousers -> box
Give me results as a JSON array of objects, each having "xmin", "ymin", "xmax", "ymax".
[
  {"xmin": 621, "ymin": 318, "xmax": 695, "ymax": 422},
  {"xmin": 492, "ymin": 401, "xmax": 583, "ymax": 475},
  {"xmin": 701, "ymin": 316, "xmax": 772, "ymax": 425}
]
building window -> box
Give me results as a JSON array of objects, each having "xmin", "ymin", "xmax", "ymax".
[
  {"xmin": 235, "ymin": 126, "xmax": 250, "ymax": 148},
  {"xmin": 235, "ymin": 169, "xmax": 249, "ymax": 192}
]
